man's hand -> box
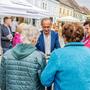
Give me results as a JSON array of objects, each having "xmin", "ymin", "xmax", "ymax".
[{"xmin": 6, "ymin": 34, "xmax": 13, "ymax": 41}]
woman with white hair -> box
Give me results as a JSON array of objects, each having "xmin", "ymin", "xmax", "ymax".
[{"xmin": 0, "ymin": 24, "xmax": 46, "ymax": 90}]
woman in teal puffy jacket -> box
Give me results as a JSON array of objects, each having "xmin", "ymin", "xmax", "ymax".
[
  {"xmin": 0, "ymin": 24, "xmax": 46, "ymax": 90},
  {"xmin": 41, "ymin": 23, "xmax": 90, "ymax": 90}
]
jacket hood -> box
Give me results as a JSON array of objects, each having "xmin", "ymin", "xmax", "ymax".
[{"xmin": 12, "ymin": 44, "xmax": 36, "ymax": 60}]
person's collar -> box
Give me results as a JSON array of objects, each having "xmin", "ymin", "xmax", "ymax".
[
  {"xmin": 4, "ymin": 23, "xmax": 8, "ymax": 27},
  {"xmin": 43, "ymin": 31, "xmax": 51, "ymax": 37},
  {"xmin": 65, "ymin": 42, "xmax": 84, "ymax": 47}
]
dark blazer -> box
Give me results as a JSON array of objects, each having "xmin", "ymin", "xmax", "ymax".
[
  {"xmin": 1, "ymin": 24, "xmax": 12, "ymax": 49},
  {"xmin": 0, "ymin": 24, "xmax": 1, "ymax": 47},
  {"xmin": 36, "ymin": 30, "xmax": 60, "ymax": 53}
]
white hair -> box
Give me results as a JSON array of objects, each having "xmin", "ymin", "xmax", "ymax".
[{"xmin": 20, "ymin": 24, "xmax": 40, "ymax": 45}]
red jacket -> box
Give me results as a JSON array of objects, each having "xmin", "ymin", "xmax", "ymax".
[
  {"xmin": 13, "ymin": 32, "xmax": 23, "ymax": 47},
  {"xmin": 82, "ymin": 36, "xmax": 90, "ymax": 48}
]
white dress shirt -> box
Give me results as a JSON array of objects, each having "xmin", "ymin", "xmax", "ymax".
[{"xmin": 43, "ymin": 33, "xmax": 51, "ymax": 55}]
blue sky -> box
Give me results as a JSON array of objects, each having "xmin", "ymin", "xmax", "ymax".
[{"xmin": 76, "ymin": 0, "xmax": 90, "ymax": 9}]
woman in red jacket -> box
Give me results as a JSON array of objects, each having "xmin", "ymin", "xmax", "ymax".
[{"xmin": 82, "ymin": 20, "xmax": 90, "ymax": 48}]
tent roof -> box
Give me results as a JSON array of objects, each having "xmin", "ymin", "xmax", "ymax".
[
  {"xmin": 0, "ymin": 0, "xmax": 48, "ymax": 18},
  {"xmin": 59, "ymin": 16, "xmax": 80, "ymax": 22}
]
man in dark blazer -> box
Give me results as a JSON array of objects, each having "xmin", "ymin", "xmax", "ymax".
[
  {"xmin": 36, "ymin": 18, "xmax": 60, "ymax": 90},
  {"xmin": 1, "ymin": 17, "xmax": 13, "ymax": 53},
  {"xmin": 36, "ymin": 30, "xmax": 60, "ymax": 53},
  {"xmin": 36, "ymin": 18, "xmax": 60, "ymax": 53}
]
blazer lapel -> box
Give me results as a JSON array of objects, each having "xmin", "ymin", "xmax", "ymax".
[
  {"xmin": 51, "ymin": 31, "xmax": 54, "ymax": 52},
  {"xmin": 41, "ymin": 32, "xmax": 45, "ymax": 53}
]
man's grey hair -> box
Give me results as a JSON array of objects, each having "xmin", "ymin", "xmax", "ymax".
[{"xmin": 41, "ymin": 18, "xmax": 52, "ymax": 26}]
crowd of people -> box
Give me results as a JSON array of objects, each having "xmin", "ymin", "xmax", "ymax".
[{"xmin": 0, "ymin": 16, "xmax": 90, "ymax": 90}]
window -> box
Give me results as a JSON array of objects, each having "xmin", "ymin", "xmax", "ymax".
[
  {"xmin": 63, "ymin": 9, "xmax": 65, "ymax": 15},
  {"xmin": 67, "ymin": 10, "xmax": 69, "ymax": 16},
  {"xmin": 32, "ymin": 19, "xmax": 36, "ymax": 26},
  {"xmin": 70, "ymin": 11, "xmax": 72, "ymax": 16},
  {"xmin": 43, "ymin": 2, "xmax": 45, "ymax": 9},
  {"xmin": 60, "ymin": 8, "xmax": 62, "ymax": 14},
  {"xmin": 42, "ymin": 0, "xmax": 47, "ymax": 10},
  {"xmin": 45, "ymin": 3, "xmax": 47, "ymax": 10}
]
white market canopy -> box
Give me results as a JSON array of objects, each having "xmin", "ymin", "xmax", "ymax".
[
  {"xmin": 0, "ymin": 0, "xmax": 48, "ymax": 19},
  {"xmin": 0, "ymin": 8, "xmax": 41, "ymax": 19},
  {"xmin": 11, "ymin": 0, "xmax": 48, "ymax": 16},
  {"xmin": 59, "ymin": 16, "xmax": 80, "ymax": 22},
  {"xmin": 0, "ymin": 7, "xmax": 46, "ymax": 19}
]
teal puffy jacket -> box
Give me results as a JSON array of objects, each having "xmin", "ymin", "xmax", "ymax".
[{"xmin": 1, "ymin": 44, "xmax": 46, "ymax": 90}]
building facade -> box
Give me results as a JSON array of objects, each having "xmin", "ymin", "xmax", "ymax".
[
  {"xmin": 59, "ymin": 0, "xmax": 74, "ymax": 17},
  {"xmin": 27, "ymin": 0, "xmax": 60, "ymax": 24},
  {"xmin": 26, "ymin": 0, "xmax": 89, "ymax": 23},
  {"xmin": 59, "ymin": 0, "xmax": 89, "ymax": 21},
  {"xmin": 47, "ymin": 0, "xmax": 60, "ymax": 23}
]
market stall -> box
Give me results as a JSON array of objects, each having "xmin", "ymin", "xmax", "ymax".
[
  {"xmin": 59, "ymin": 16, "xmax": 80, "ymax": 22},
  {"xmin": 0, "ymin": 0, "xmax": 48, "ymax": 18}
]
